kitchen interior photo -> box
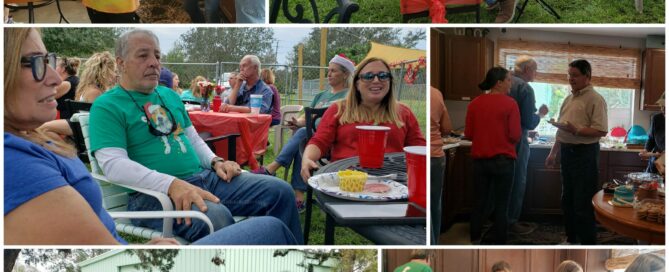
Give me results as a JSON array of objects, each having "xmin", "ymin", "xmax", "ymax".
[{"xmin": 431, "ymin": 27, "xmax": 665, "ymax": 245}]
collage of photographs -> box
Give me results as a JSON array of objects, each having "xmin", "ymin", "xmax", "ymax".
[{"xmin": 1, "ymin": 0, "xmax": 666, "ymax": 272}]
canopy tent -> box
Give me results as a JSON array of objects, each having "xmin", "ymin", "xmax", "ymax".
[{"xmin": 361, "ymin": 42, "xmax": 426, "ymax": 68}]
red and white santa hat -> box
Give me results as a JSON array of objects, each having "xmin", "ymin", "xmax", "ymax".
[{"xmin": 329, "ymin": 54, "xmax": 356, "ymax": 74}]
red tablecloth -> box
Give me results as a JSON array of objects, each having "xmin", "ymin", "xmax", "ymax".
[
  {"xmin": 188, "ymin": 111, "xmax": 271, "ymax": 169},
  {"xmin": 400, "ymin": 0, "xmax": 481, "ymax": 22}
]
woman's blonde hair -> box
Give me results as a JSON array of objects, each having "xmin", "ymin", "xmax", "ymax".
[
  {"xmin": 556, "ymin": 260, "xmax": 583, "ymax": 272},
  {"xmin": 75, "ymin": 51, "xmax": 116, "ymax": 101},
  {"xmin": 336, "ymin": 57, "xmax": 403, "ymax": 127},
  {"xmin": 190, "ymin": 75, "xmax": 207, "ymax": 98},
  {"xmin": 4, "ymin": 27, "xmax": 75, "ymax": 158},
  {"xmin": 261, "ymin": 68, "xmax": 275, "ymax": 85}
]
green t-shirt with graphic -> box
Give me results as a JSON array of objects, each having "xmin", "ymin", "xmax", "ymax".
[
  {"xmin": 310, "ymin": 89, "xmax": 348, "ymax": 109},
  {"xmin": 393, "ymin": 262, "xmax": 433, "ymax": 272},
  {"xmin": 90, "ymin": 85, "xmax": 201, "ymax": 179}
]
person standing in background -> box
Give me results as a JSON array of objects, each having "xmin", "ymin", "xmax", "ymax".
[
  {"xmin": 506, "ymin": 56, "xmax": 549, "ymax": 235},
  {"xmin": 429, "ymin": 86, "xmax": 452, "ymax": 245},
  {"xmin": 393, "ymin": 250, "xmax": 433, "ymax": 272},
  {"xmin": 639, "ymin": 93, "xmax": 664, "ymax": 173},
  {"xmin": 545, "ymin": 59, "xmax": 608, "ymax": 245},
  {"xmin": 55, "ymin": 57, "xmax": 80, "ymax": 120},
  {"xmin": 491, "ymin": 261, "xmax": 512, "ymax": 272}
]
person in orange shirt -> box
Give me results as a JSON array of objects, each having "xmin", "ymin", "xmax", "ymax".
[
  {"xmin": 429, "ymin": 86, "xmax": 451, "ymax": 245},
  {"xmin": 82, "ymin": 0, "xmax": 140, "ymax": 23}
]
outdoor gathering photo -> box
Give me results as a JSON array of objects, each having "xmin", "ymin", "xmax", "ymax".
[{"xmin": 3, "ymin": 26, "xmax": 428, "ymax": 246}]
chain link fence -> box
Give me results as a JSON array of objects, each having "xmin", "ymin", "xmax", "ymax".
[{"xmin": 159, "ymin": 60, "xmax": 426, "ymax": 133}]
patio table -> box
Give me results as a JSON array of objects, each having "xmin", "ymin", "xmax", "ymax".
[
  {"xmin": 592, "ymin": 190, "xmax": 664, "ymax": 244},
  {"xmin": 312, "ymin": 152, "xmax": 426, "ymax": 245},
  {"xmin": 189, "ymin": 111, "xmax": 270, "ymax": 169}
]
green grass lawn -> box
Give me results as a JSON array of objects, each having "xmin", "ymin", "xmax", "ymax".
[{"xmin": 275, "ymin": 0, "xmax": 664, "ymax": 23}]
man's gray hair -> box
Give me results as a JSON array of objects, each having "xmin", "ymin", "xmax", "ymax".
[
  {"xmin": 115, "ymin": 29, "xmax": 160, "ymax": 59},
  {"xmin": 242, "ymin": 55, "xmax": 262, "ymax": 75},
  {"xmin": 513, "ymin": 55, "xmax": 536, "ymax": 74}
]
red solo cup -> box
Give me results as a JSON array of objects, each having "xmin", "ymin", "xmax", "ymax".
[
  {"xmin": 356, "ymin": 125, "xmax": 390, "ymax": 168},
  {"xmin": 404, "ymin": 146, "xmax": 426, "ymax": 208},
  {"xmin": 212, "ymin": 96, "xmax": 222, "ymax": 112}
]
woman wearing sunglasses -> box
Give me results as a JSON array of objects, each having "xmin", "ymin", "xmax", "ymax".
[
  {"xmin": 5, "ymin": 27, "xmax": 298, "ymax": 245},
  {"xmin": 300, "ymin": 57, "xmax": 426, "ymax": 181}
]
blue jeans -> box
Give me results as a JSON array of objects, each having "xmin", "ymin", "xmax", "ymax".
[
  {"xmin": 275, "ymin": 127, "xmax": 308, "ymax": 192},
  {"xmin": 508, "ymin": 130, "xmax": 530, "ymax": 224},
  {"xmin": 192, "ymin": 216, "xmax": 298, "ymax": 245},
  {"xmin": 235, "ymin": 0, "xmax": 264, "ymax": 23},
  {"xmin": 470, "ymin": 156, "xmax": 515, "ymax": 244},
  {"xmin": 430, "ymin": 156, "xmax": 446, "ymax": 245},
  {"xmin": 183, "ymin": 0, "xmax": 221, "ymax": 23},
  {"xmin": 129, "ymin": 170, "xmax": 303, "ymax": 244}
]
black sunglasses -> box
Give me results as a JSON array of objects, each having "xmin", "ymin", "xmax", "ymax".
[
  {"xmin": 21, "ymin": 53, "xmax": 57, "ymax": 82},
  {"xmin": 123, "ymin": 88, "xmax": 177, "ymax": 137},
  {"xmin": 358, "ymin": 72, "xmax": 392, "ymax": 82}
]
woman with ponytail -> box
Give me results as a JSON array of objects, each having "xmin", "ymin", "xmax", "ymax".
[{"xmin": 467, "ymin": 66, "xmax": 521, "ymax": 245}]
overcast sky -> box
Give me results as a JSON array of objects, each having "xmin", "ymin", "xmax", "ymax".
[{"xmin": 148, "ymin": 27, "xmax": 425, "ymax": 65}]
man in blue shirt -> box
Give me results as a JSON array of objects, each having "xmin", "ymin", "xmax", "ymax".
[{"xmin": 220, "ymin": 55, "xmax": 274, "ymax": 114}]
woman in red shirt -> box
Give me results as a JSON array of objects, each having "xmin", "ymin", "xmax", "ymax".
[
  {"xmin": 300, "ymin": 58, "xmax": 426, "ymax": 180},
  {"xmin": 466, "ymin": 66, "xmax": 521, "ymax": 245}
]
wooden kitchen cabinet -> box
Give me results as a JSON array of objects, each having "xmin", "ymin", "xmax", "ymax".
[
  {"xmin": 431, "ymin": 32, "xmax": 494, "ymax": 101},
  {"xmin": 641, "ymin": 48, "xmax": 665, "ymax": 111},
  {"xmin": 441, "ymin": 146, "xmax": 647, "ymax": 229}
]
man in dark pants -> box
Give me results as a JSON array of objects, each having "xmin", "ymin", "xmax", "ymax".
[
  {"xmin": 507, "ymin": 56, "xmax": 548, "ymax": 235},
  {"xmin": 545, "ymin": 59, "xmax": 608, "ymax": 245}
]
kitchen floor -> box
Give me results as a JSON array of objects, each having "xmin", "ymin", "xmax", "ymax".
[{"xmin": 438, "ymin": 221, "xmax": 637, "ymax": 245}]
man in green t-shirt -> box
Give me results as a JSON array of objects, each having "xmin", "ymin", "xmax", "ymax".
[
  {"xmin": 89, "ymin": 29, "xmax": 302, "ymax": 244},
  {"xmin": 394, "ymin": 249, "xmax": 433, "ymax": 272}
]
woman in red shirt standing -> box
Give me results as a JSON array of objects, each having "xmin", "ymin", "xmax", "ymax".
[
  {"xmin": 466, "ymin": 66, "xmax": 521, "ymax": 245},
  {"xmin": 300, "ymin": 58, "xmax": 426, "ymax": 180}
]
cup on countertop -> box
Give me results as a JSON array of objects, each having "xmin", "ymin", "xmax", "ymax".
[
  {"xmin": 356, "ymin": 125, "xmax": 390, "ymax": 168},
  {"xmin": 404, "ymin": 146, "xmax": 427, "ymax": 209},
  {"xmin": 250, "ymin": 94, "xmax": 262, "ymax": 114}
]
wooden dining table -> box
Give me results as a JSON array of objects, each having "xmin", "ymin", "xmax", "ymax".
[
  {"xmin": 592, "ymin": 190, "xmax": 664, "ymax": 244},
  {"xmin": 188, "ymin": 111, "xmax": 271, "ymax": 169}
]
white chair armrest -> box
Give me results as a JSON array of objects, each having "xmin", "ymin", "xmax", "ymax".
[
  {"xmin": 109, "ymin": 211, "xmax": 214, "ymax": 235},
  {"xmin": 92, "ymin": 173, "xmax": 174, "ymax": 211}
]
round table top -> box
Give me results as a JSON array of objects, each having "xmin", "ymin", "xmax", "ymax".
[{"xmin": 592, "ymin": 190, "xmax": 664, "ymax": 244}]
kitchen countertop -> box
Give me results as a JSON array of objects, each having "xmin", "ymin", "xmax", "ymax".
[{"xmin": 443, "ymin": 139, "xmax": 645, "ymax": 153}]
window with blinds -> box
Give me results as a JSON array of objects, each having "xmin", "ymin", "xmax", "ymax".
[{"xmin": 497, "ymin": 39, "xmax": 642, "ymax": 90}]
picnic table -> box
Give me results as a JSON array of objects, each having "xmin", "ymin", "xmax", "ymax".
[
  {"xmin": 312, "ymin": 152, "xmax": 426, "ymax": 245},
  {"xmin": 188, "ymin": 111, "xmax": 271, "ymax": 168}
]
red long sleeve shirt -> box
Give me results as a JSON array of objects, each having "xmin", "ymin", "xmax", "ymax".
[
  {"xmin": 309, "ymin": 103, "xmax": 427, "ymax": 162},
  {"xmin": 465, "ymin": 93, "xmax": 521, "ymax": 159}
]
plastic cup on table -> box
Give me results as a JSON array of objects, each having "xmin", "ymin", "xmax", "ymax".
[
  {"xmin": 250, "ymin": 94, "xmax": 262, "ymax": 114},
  {"xmin": 356, "ymin": 125, "xmax": 390, "ymax": 168},
  {"xmin": 212, "ymin": 95, "xmax": 222, "ymax": 112},
  {"xmin": 404, "ymin": 146, "xmax": 427, "ymax": 208}
]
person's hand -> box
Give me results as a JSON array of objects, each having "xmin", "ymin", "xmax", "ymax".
[
  {"xmin": 286, "ymin": 117, "xmax": 299, "ymax": 130},
  {"xmin": 301, "ymin": 157, "xmax": 320, "ymax": 181},
  {"xmin": 237, "ymin": 73, "xmax": 248, "ymax": 83},
  {"xmin": 214, "ymin": 160, "xmax": 242, "ymax": 182},
  {"xmin": 656, "ymin": 159, "xmax": 665, "ymax": 175},
  {"xmin": 218, "ymin": 103, "xmax": 230, "ymax": 113},
  {"xmin": 167, "ymin": 179, "xmax": 220, "ymax": 225},
  {"xmin": 545, "ymin": 154, "xmax": 557, "ymax": 168},
  {"xmin": 538, "ymin": 104, "xmax": 549, "ymax": 118},
  {"xmin": 639, "ymin": 150, "xmax": 652, "ymax": 160},
  {"xmin": 146, "ymin": 237, "xmax": 180, "ymax": 245},
  {"xmin": 550, "ymin": 121, "xmax": 577, "ymax": 135}
]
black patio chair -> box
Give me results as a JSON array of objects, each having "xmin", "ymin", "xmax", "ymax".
[
  {"xmin": 270, "ymin": 0, "xmax": 359, "ymax": 23},
  {"xmin": 299, "ymin": 107, "xmax": 328, "ymax": 244},
  {"xmin": 64, "ymin": 100, "xmax": 92, "ymax": 163}
]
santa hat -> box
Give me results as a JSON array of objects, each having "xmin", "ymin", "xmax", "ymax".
[{"xmin": 329, "ymin": 54, "xmax": 356, "ymax": 73}]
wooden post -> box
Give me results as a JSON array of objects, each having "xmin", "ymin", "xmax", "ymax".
[
  {"xmin": 298, "ymin": 43, "xmax": 304, "ymax": 102},
  {"xmin": 319, "ymin": 28, "xmax": 328, "ymax": 91}
]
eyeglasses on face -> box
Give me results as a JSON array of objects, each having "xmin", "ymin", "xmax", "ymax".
[
  {"xmin": 358, "ymin": 72, "xmax": 392, "ymax": 82},
  {"xmin": 20, "ymin": 53, "xmax": 57, "ymax": 82}
]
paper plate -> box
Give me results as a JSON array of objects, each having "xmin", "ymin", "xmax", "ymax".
[{"xmin": 308, "ymin": 172, "xmax": 408, "ymax": 201}]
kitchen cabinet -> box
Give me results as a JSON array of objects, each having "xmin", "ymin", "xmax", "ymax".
[
  {"xmin": 441, "ymin": 145, "xmax": 647, "ymax": 229},
  {"xmin": 431, "ymin": 31, "xmax": 494, "ymax": 101},
  {"xmin": 219, "ymin": 0, "xmax": 235, "ymax": 22},
  {"xmin": 641, "ymin": 48, "xmax": 665, "ymax": 111}
]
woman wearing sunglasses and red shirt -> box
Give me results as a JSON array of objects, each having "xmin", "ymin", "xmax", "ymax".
[
  {"xmin": 466, "ymin": 66, "xmax": 521, "ymax": 245},
  {"xmin": 301, "ymin": 57, "xmax": 426, "ymax": 180}
]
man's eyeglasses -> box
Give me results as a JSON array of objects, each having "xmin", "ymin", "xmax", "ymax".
[
  {"xmin": 20, "ymin": 53, "xmax": 57, "ymax": 82},
  {"xmin": 358, "ymin": 72, "xmax": 392, "ymax": 82}
]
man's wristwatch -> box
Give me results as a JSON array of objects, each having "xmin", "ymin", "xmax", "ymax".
[{"xmin": 211, "ymin": 157, "xmax": 225, "ymax": 170}]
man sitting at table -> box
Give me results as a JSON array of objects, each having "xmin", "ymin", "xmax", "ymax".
[
  {"xmin": 219, "ymin": 55, "xmax": 274, "ymax": 115},
  {"xmin": 89, "ymin": 29, "xmax": 303, "ymax": 244}
]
